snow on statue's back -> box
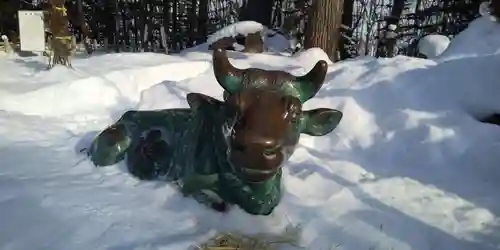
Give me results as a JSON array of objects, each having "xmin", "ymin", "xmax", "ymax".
[
  {"xmin": 417, "ymin": 34, "xmax": 450, "ymax": 59},
  {"xmin": 207, "ymin": 21, "xmax": 265, "ymax": 45}
]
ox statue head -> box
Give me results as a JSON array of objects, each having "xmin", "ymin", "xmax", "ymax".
[{"xmin": 212, "ymin": 49, "xmax": 343, "ymax": 183}]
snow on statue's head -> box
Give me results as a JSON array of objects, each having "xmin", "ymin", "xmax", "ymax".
[
  {"xmin": 207, "ymin": 21, "xmax": 266, "ymax": 53},
  {"xmin": 1, "ymin": 35, "xmax": 8, "ymax": 42}
]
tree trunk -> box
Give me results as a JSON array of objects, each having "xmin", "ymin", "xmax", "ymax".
[
  {"xmin": 304, "ymin": 0, "xmax": 344, "ymax": 61},
  {"xmin": 103, "ymin": 0, "xmax": 118, "ymax": 52},
  {"xmin": 492, "ymin": 0, "xmax": 500, "ymax": 20},
  {"xmin": 339, "ymin": 0, "xmax": 354, "ymax": 59},
  {"xmin": 376, "ymin": 0, "xmax": 406, "ymax": 57},
  {"xmin": 240, "ymin": 0, "xmax": 273, "ymax": 26},
  {"xmin": 197, "ymin": 0, "xmax": 208, "ymax": 44}
]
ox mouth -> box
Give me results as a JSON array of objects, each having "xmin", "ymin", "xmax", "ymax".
[
  {"xmin": 238, "ymin": 166, "xmax": 280, "ymax": 183},
  {"xmin": 240, "ymin": 167, "xmax": 279, "ymax": 176}
]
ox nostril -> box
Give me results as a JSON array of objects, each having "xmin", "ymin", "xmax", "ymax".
[
  {"xmin": 262, "ymin": 141, "xmax": 279, "ymax": 158},
  {"xmin": 262, "ymin": 148, "xmax": 278, "ymax": 159},
  {"xmin": 263, "ymin": 149, "xmax": 276, "ymax": 156}
]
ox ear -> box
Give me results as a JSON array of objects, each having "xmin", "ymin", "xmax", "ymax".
[
  {"xmin": 301, "ymin": 108, "xmax": 342, "ymax": 136},
  {"xmin": 186, "ymin": 92, "xmax": 224, "ymax": 111}
]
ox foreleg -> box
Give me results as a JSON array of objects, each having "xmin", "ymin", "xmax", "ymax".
[
  {"xmin": 87, "ymin": 122, "xmax": 132, "ymax": 167},
  {"xmin": 219, "ymin": 170, "xmax": 283, "ymax": 215}
]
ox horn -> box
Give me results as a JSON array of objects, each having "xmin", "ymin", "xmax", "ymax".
[
  {"xmin": 212, "ymin": 48, "xmax": 244, "ymax": 94},
  {"xmin": 292, "ymin": 60, "xmax": 328, "ymax": 103}
]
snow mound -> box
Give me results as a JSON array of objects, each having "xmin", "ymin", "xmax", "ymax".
[
  {"xmin": 206, "ymin": 21, "xmax": 265, "ymax": 45},
  {"xmin": 292, "ymin": 48, "xmax": 333, "ymax": 65},
  {"xmin": 439, "ymin": 16, "xmax": 500, "ymax": 60},
  {"xmin": 0, "ymin": 55, "xmax": 211, "ymax": 118},
  {"xmin": 417, "ymin": 34, "xmax": 450, "ymax": 58}
]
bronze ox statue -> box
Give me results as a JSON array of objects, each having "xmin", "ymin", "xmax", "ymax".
[{"xmin": 87, "ymin": 48, "xmax": 343, "ymax": 215}]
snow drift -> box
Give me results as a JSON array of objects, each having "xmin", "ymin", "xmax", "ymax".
[{"xmin": 439, "ymin": 16, "xmax": 500, "ymax": 60}]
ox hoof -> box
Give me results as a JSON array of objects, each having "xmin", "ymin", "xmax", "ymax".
[{"xmin": 89, "ymin": 124, "xmax": 131, "ymax": 167}]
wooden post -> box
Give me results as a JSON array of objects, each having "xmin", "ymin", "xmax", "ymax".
[{"xmin": 243, "ymin": 32, "xmax": 264, "ymax": 53}]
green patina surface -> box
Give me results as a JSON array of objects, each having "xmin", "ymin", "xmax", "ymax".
[{"xmin": 88, "ymin": 96, "xmax": 282, "ymax": 215}]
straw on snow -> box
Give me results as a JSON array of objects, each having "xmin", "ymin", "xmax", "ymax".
[{"xmin": 192, "ymin": 224, "xmax": 304, "ymax": 250}]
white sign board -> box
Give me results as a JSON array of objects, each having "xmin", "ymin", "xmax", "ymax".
[{"xmin": 18, "ymin": 10, "xmax": 45, "ymax": 52}]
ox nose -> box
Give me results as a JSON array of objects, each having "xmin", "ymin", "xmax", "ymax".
[
  {"xmin": 255, "ymin": 137, "xmax": 281, "ymax": 159},
  {"xmin": 232, "ymin": 134, "xmax": 282, "ymax": 157}
]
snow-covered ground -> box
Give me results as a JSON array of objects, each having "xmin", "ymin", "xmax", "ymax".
[{"xmin": 1, "ymin": 16, "xmax": 500, "ymax": 250}]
